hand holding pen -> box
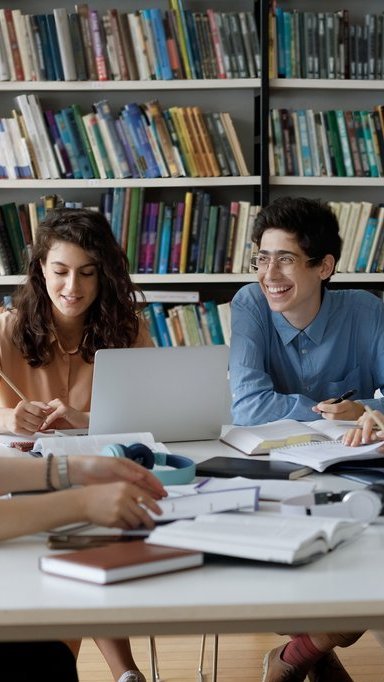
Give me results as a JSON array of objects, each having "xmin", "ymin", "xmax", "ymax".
[{"xmin": 313, "ymin": 388, "xmax": 365, "ymax": 421}]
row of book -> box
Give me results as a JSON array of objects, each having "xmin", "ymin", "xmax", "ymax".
[
  {"xmin": 143, "ymin": 300, "xmax": 230, "ymax": 348},
  {"xmin": 330, "ymin": 200, "xmax": 384, "ymax": 274},
  {"xmin": 0, "ymin": 192, "xmax": 260, "ymax": 276},
  {"xmin": 0, "ymin": 94, "xmax": 249, "ymax": 180},
  {"xmin": 269, "ymin": 107, "xmax": 384, "ymax": 178},
  {"xmin": 270, "ymin": 5, "xmax": 384, "ymax": 80},
  {"xmin": 0, "ymin": 4, "xmax": 261, "ymax": 82}
]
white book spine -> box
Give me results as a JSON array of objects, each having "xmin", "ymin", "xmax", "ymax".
[
  {"xmin": 53, "ymin": 8, "xmax": 77, "ymax": 81},
  {"xmin": 27, "ymin": 94, "xmax": 60, "ymax": 179},
  {"xmin": 0, "ymin": 10, "xmax": 15, "ymax": 80},
  {"xmin": 12, "ymin": 10, "xmax": 31, "ymax": 81},
  {"xmin": 14, "ymin": 94, "xmax": 49, "ymax": 178},
  {"xmin": 232, "ymin": 200, "xmax": 250, "ymax": 273}
]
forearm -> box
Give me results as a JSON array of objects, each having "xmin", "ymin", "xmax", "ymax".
[
  {"xmin": 231, "ymin": 386, "xmax": 317, "ymax": 425},
  {"xmin": 0, "ymin": 488, "xmax": 87, "ymax": 540}
]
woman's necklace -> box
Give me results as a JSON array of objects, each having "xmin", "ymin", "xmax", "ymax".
[{"xmin": 53, "ymin": 329, "xmax": 82, "ymax": 355}]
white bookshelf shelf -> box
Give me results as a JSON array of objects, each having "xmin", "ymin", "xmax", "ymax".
[
  {"xmin": 0, "ymin": 79, "xmax": 261, "ymax": 92},
  {"xmin": 0, "ymin": 177, "xmax": 261, "ymax": 189},
  {"xmin": 1, "ymin": 273, "xmax": 382, "ymax": 287},
  {"xmin": 271, "ymin": 78, "xmax": 384, "ymax": 90},
  {"xmin": 270, "ymin": 177, "xmax": 384, "ymax": 187}
]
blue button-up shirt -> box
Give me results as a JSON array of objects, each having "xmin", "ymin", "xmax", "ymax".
[{"xmin": 230, "ymin": 284, "xmax": 384, "ymax": 425}]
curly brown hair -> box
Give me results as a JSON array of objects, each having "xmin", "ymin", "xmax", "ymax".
[{"xmin": 12, "ymin": 208, "xmax": 141, "ymax": 367}]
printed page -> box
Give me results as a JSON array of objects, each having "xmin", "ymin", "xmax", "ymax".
[{"xmin": 303, "ymin": 419, "xmax": 358, "ymax": 441}]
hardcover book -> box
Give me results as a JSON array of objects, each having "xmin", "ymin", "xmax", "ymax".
[{"xmin": 40, "ymin": 540, "xmax": 203, "ymax": 584}]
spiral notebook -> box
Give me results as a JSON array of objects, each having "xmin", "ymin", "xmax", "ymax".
[{"xmin": 270, "ymin": 440, "xmax": 382, "ymax": 473}]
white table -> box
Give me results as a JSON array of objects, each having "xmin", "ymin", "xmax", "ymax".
[{"xmin": 1, "ymin": 439, "xmax": 384, "ymax": 642}]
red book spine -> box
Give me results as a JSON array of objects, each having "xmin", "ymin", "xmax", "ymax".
[{"xmin": 4, "ymin": 9, "xmax": 24, "ymax": 80}]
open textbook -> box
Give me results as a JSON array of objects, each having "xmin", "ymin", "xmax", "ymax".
[
  {"xmin": 146, "ymin": 511, "xmax": 365, "ymax": 565},
  {"xmin": 220, "ymin": 419, "xmax": 359, "ymax": 455},
  {"xmin": 30, "ymin": 432, "xmax": 167, "ymax": 457},
  {"xmin": 270, "ymin": 440, "xmax": 382, "ymax": 472}
]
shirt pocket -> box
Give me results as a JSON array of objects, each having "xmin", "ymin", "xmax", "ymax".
[{"xmin": 326, "ymin": 365, "xmax": 361, "ymax": 399}]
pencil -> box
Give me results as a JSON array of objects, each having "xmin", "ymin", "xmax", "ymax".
[
  {"xmin": 0, "ymin": 369, "xmax": 27, "ymax": 401},
  {"xmin": 364, "ymin": 405, "xmax": 384, "ymax": 431}
]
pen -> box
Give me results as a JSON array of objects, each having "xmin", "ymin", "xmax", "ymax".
[
  {"xmin": 364, "ymin": 405, "xmax": 384, "ymax": 431},
  {"xmin": 330, "ymin": 389, "xmax": 357, "ymax": 404},
  {"xmin": 0, "ymin": 369, "xmax": 27, "ymax": 401}
]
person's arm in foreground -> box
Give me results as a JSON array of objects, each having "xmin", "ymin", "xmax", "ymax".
[{"xmin": 0, "ymin": 455, "xmax": 166, "ymax": 541}]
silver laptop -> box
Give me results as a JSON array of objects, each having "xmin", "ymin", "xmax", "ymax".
[{"xmin": 89, "ymin": 345, "xmax": 231, "ymax": 441}]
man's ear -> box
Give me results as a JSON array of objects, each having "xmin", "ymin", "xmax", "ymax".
[{"xmin": 319, "ymin": 254, "xmax": 335, "ymax": 280}]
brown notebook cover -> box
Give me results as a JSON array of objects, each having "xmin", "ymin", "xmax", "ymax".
[{"xmin": 40, "ymin": 540, "xmax": 203, "ymax": 584}]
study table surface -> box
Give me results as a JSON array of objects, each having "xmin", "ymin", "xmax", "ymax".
[{"xmin": 1, "ymin": 438, "xmax": 384, "ymax": 642}]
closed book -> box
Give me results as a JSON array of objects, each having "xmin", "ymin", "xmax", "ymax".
[
  {"xmin": 75, "ymin": 3, "xmax": 97, "ymax": 80},
  {"xmin": 196, "ymin": 456, "xmax": 312, "ymax": 480},
  {"xmin": 157, "ymin": 203, "xmax": 173, "ymax": 274},
  {"xmin": 39, "ymin": 540, "xmax": 202, "ymax": 584},
  {"xmin": 1, "ymin": 202, "xmax": 27, "ymax": 273},
  {"xmin": 53, "ymin": 8, "xmax": 77, "ymax": 81}
]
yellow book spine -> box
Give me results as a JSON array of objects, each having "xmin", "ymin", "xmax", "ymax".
[{"xmin": 179, "ymin": 190, "xmax": 193, "ymax": 274}]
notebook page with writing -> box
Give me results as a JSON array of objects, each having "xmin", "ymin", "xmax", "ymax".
[{"xmin": 270, "ymin": 441, "xmax": 382, "ymax": 472}]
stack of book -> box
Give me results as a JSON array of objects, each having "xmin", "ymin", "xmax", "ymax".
[
  {"xmin": 269, "ymin": 6, "xmax": 384, "ymax": 80},
  {"xmin": 0, "ymin": 95, "xmax": 249, "ymax": 180},
  {"xmin": 0, "ymin": 4, "xmax": 261, "ymax": 83},
  {"xmin": 269, "ymin": 107, "xmax": 384, "ymax": 179},
  {"xmin": 144, "ymin": 300, "xmax": 231, "ymax": 347},
  {"xmin": 0, "ymin": 192, "xmax": 259, "ymax": 277}
]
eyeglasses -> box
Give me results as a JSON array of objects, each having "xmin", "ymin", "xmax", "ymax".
[{"xmin": 250, "ymin": 254, "xmax": 317, "ymax": 274}]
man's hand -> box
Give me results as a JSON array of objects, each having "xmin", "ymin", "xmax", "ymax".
[
  {"xmin": 343, "ymin": 410, "xmax": 384, "ymax": 447},
  {"xmin": 312, "ymin": 399, "xmax": 365, "ymax": 421}
]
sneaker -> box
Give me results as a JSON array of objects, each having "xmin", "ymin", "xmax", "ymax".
[
  {"xmin": 307, "ymin": 651, "xmax": 353, "ymax": 682},
  {"xmin": 262, "ymin": 645, "xmax": 308, "ymax": 682},
  {"xmin": 118, "ymin": 672, "xmax": 146, "ymax": 682}
]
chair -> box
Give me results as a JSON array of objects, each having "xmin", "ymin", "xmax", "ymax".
[{"xmin": 148, "ymin": 634, "xmax": 219, "ymax": 682}]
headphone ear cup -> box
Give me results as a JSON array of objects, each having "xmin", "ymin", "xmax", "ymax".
[{"xmin": 101, "ymin": 443, "xmax": 155, "ymax": 469}]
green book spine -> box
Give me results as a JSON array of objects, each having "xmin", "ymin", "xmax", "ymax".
[{"xmin": 71, "ymin": 104, "xmax": 100, "ymax": 179}]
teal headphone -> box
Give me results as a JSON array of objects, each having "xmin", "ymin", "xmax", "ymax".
[{"xmin": 101, "ymin": 443, "xmax": 196, "ymax": 485}]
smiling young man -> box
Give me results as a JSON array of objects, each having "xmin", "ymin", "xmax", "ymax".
[{"xmin": 229, "ymin": 196, "xmax": 384, "ymax": 425}]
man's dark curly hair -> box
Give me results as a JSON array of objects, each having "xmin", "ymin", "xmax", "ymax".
[
  {"xmin": 12, "ymin": 208, "xmax": 141, "ymax": 367},
  {"xmin": 252, "ymin": 196, "xmax": 342, "ymax": 285}
]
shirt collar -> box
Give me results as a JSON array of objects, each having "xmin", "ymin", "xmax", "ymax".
[{"xmin": 272, "ymin": 289, "xmax": 331, "ymax": 346}]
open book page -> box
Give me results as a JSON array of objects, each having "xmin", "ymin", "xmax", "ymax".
[
  {"xmin": 270, "ymin": 441, "xmax": 382, "ymax": 472},
  {"xmin": 146, "ymin": 511, "xmax": 365, "ymax": 565},
  {"xmin": 302, "ymin": 420, "xmax": 359, "ymax": 441},
  {"xmin": 220, "ymin": 419, "xmax": 333, "ymax": 455},
  {"xmin": 31, "ymin": 433, "xmax": 168, "ymax": 457}
]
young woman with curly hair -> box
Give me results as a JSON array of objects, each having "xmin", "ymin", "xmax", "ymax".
[{"xmin": 0, "ymin": 207, "xmax": 151, "ymax": 435}]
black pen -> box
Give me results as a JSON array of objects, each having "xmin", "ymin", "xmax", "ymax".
[{"xmin": 330, "ymin": 389, "xmax": 357, "ymax": 404}]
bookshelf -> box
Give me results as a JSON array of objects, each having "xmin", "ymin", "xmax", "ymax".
[
  {"xmin": 267, "ymin": 0, "xmax": 384, "ymax": 289},
  {"xmin": 0, "ymin": 1, "xmax": 262, "ymax": 310}
]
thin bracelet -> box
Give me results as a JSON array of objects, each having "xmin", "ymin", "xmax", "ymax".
[
  {"xmin": 57, "ymin": 456, "xmax": 71, "ymax": 489},
  {"xmin": 45, "ymin": 453, "xmax": 56, "ymax": 491}
]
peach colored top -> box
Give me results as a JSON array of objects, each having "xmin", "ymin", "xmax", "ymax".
[{"xmin": 0, "ymin": 310, "xmax": 152, "ymax": 411}]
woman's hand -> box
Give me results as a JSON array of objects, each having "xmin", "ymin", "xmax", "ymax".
[
  {"xmin": 39, "ymin": 399, "xmax": 89, "ymax": 431},
  {"xmin": 79, "ymin": 481, "xmax": 163, "ymax": 530},
  {"xmin": 68, "ymin": 455, "xmax": 166, "ymax": 500},
  {"xmin": 6, "ymin": 400, "xmax": 53, "ymax": 435},
  {"xmin": 312, "ymin": 399, "xmax": 365, "ymax": 421},
  {"xmin": 343, "ymin": 410, "xmax": 384, "ymax": 447}
]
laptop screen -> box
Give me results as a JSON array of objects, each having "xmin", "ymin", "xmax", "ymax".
[{"xmin": 89, "ymin": 345, "xmax": 231, "ymax": 442}]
